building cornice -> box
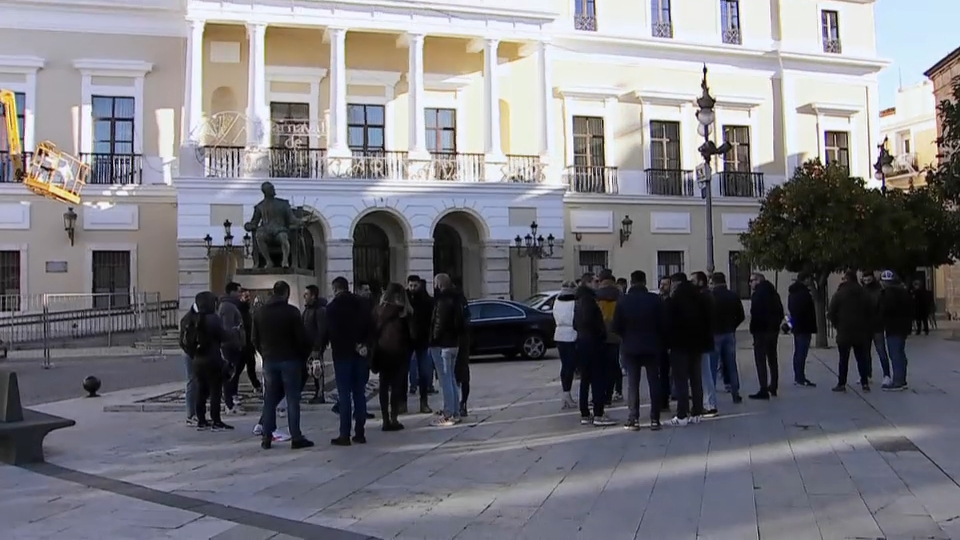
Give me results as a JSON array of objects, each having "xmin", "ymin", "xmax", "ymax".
[
  {"xmin": 0, "ymin": 183, "xmax": 176, "ymax": 201},
  {"xmin": 564, "ymin": 193, "xmax": 762, "ymax": 208},
  {"xmin": 174, "ymin": 178, "xmax": 568, "ymax": 199}
]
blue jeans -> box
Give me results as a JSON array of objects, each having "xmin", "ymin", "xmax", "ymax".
[
  {"xmin": 183, "ymin": 354, "xmax": 197, "ymax": 418},
  {"xmin": 557, "ymin": 341, "xmax": 577, "ymax": 392},
  {"xmin": 409, "ymin": 348, "xmax": 434, "ymax": 393},
  {"xmin": 702, "ymin": 352, "xmax": 718, "ymax": 410},
  {"xmin": 333, "ymin": 356, "xmax": 370, "ymax": 438},
  {"xmin": 711, "ymin": 333, "xmax": 740, "ymax": 395},
  {"xmin": 260, "ymin": 360, "xmax": 303, "ymax": 440},
  {"xmin": 792, "ymin": 333, "xmax": 812, "ymax": 383},
  {"xmin": 872, "ymin": 332, "xmax": 890, "ymax": 379},
  {"xmin": 885, "ymin": 334, "xmax": 908, "ymax": 386},
  {"xmin": 431, "ymin": 347, "xmax": 460, "ymax": 417}
]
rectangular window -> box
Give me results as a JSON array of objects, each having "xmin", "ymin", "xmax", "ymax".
[
  {"xmin": 91, "ymin": 250, "xmax": 131, "ymax": 309},
  {"xmin": 270, "ymin": 102, "xmax": 309, "ymax": 149},
  {"xmin": 347, "ymin": 104, "xmax": 385, "ymax": 152},
  {"xmin": 571, "ymin": 116, "xmax": 607, "ymax": 193},
  {"xmin": 0, "ymin": 91, "xmax": 25, "ymax": 149},
  {"xmin": 0, "ymin": 250, "xmax": 20, "ymax": 312},
  {"xmin": 650, "ymin": 121, "xmax": 681, "ymax": 170},
  {"xmin": 90, "ymin": 95, "xmax": 137, "ymax": 184},
  {"xmin": 425, "ymin": 108, "xmax": 456, "ymax": 153},
  {"xmin": 903, "ymin": 138, "xmax": 911, "ymax": 154},
  {"xmin": 821, "ymin": 10, "xmax": 841, "ymax": 53},
  {"xmin": 651, "ymin": 0, "xmax": 673, "ymax": 37},
  {"xmin": 722, "ymin": 126, "xmax": 751, "ymax": 172},
  {"xmin": 578, "ymin": 250, "xmax": 608, "ymax": 277},
  {"xmin": 657, "ymin": 251, "xmax": 684, "ymax": 280},
  {"xmin": 574, "ymin": 0, "xmax": 597, "ymax": 31},
  {"xmin": 721, "ymin": 0, "xmax": 741, "ymax": 44},
  {"xmin": 824, "ymin": 131, "xmax": 850, "ymax": 169},
  {"xmin": 728, "ymin": 251, "xmax": 751, "ymax": 300}
]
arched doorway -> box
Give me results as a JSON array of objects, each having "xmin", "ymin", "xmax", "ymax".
[
  {"xmin": 433, "ymin": 211, "xmax": 485, "ymax": 298},
  {"xmin": 352, "ymin": 211, "xmax": 409, "ymax": 295}
]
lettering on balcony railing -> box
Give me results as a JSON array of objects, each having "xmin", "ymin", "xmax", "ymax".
[
  {"xmin": 889, "ymin": 153, "xmax": 919, "ymax": 177},
  {"xmin": 722, "ymin": 27, "xmax": 741, "ymax": 45},
  {"xmin": 502, "ymin": 155, "xmax": 544, "ymax": 183},
  {"xmin": 202, "ymin": 146, "xmax": 244, "ymax": 178},
  {"xmin": 327, "ymin": 151, "xmax": 409, "ymax": 180},
  {"xmin": 413, "ymin": 153, "xmax": 485, "ymax": 182},
  {"xmin": 270, "ymin": 147, "xmax": 326, "ymax": 178},
  {"xmin": 565, "ymin": 166, "xmax": 619, "ymax": 194},
  {"xmin": 645, "ymin": 169, "xmax": 694, "ymax": 196},
  {"xmin": 719, "ymin": 171, "xmax": 764, "ymax": 197},
  {"xmin": 80, "ymin": 153, "xmax": 142, "ymax": 185},
  {"xmin": 574, "ymin": 15, "xmax": 597, "ymax": 31},
  {"xmin": 823, "ymin": 39, "xmax": 842, "ymax": 54},
  {"xmin": 652, "ymin": 21, "xmax": 673, "ymax": 38},
  {"xmin": 0, "ymin": 151, "xmax": 33, "ymax": 183}
]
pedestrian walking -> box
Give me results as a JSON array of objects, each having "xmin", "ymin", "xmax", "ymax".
[
  {"xmin": 218, "ymin": 282, "xmax": 246, "ymax": 416},
  {"xmin": 828, "ymin": 270, "xmax": 873, "ymax": 393},
  {"xmin": 748, "ymin": 273, "xmax": 784, "ymax": 400},
  {"xmin": 553, "ymin": 281, "xmax": 579, "ymax": 410},
  {"xmin": 787, "ymin": 273, "xmax": 817, "ymax": 387},
  {"xmin": 879, "ymin": 271, "xmax": 913, "ymax": 391},
  {"xmin": 861, "ymin": 271, "xmax": 888, "ymax": 383}
]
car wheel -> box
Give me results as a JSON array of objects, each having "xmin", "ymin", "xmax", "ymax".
[{"xmin": 521, "ymin": 334, "xmax": 547, "ymax": 360}]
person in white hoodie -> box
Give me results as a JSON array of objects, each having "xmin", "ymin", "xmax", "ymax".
[{"xmin": 553, "ymin": 281, "xmax": 579, "ymax": 409}]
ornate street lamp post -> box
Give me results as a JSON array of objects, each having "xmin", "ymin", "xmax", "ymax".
[
  {"xmin": 513, "ymin": 221, "xmax": 554, "ymax": 295},
  {"xmin": 874, "ymin": 136, "xmax": 895, "ymax": 196},
  {"xmin": 204, "ymin": 219, "xmax": 252, "ymax": 259},
  {"xmin": 695, "ymin": 65, "xmax": 733, "ymax": 275}
]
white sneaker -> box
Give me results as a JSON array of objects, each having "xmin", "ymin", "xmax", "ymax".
[
  {"xmin": 253, "ymin": 424, "xmax": 263, "ymax": 436},
  {"xmin": 431, "ymin": 416, "xmax": 456, "ymax": 427},
  {"xmin": 689, "ymin": 415, "xmax": 702, "ymax": 425},
  {"xmin": 580, "ymin": 416, "xmax": 593, "ymax": 425},
  {"xmin": 272, "ymin": 429, "xmax": 291, "ymax": 442},
  {"xmin": 593, "ymin": 416, "xmax": 616, "ymax": 427},
  {"xmin": 882, "ymin": 376, "xmax": 892, "ymax": 386},
  {"xmin": 668, "ymin": 416, "xmax": 689, "ymax": 427}
]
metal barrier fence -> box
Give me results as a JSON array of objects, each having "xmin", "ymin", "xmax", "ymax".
[{"xmin": 0, "ymin": 292, "xmax": 179, "ymax": 365}]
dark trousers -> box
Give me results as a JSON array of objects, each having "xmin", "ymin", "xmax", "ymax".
[
  {"xmin": 915, "ymin": 315, "xmax": 929, "ymax": 335},
  {"xmin": 837, "ymin": 341, "xmax": 871, "ymax": 386},
  {"xmin": 622, "ymin": 353, "xmax": 660, "ymax": 423},
  {"xmin": 604, "ymin": 343, "xmax": 621, "ymax": 401},
  {"xmin": 241, "ymin": 346, "xmax": 260, "ymax": 388},
  {"xmin": 222, "ymin": 348, "xmax": 244, "ymax": 409},
  {"xmin": 576, "ymin": 339, "xmax": 606, "ymax": 417},
  {"xmin": 260, "ymin": 360, "xmax": 304, "ymax": 440},
  {"xmin": 752, "ymin": 332, "xmax": 780, "ymax": 392},
  {"xmin": 333, "ymin": 356, "xmax": 370, "ymax": 439},
  {"xmin": 557, "ymin": 342, "xmax": 577, "ymax": 392},
  {"xmin": 658, "ymin": 350, "xmax": 672, "ymax": 408},
  {"xmin": 670, "ymin": 350, "xmax": 703, "ymax": 420},
  {"xmin": 193, "ymin": 357, "xmax": 223, "ymax": 424},
  {"xmin": 792, "ymin": 333, "xmax": 812, "ymax": 383},
  {"xmin": 460, "ymin": 380, "xmax": 470, "ymax": 405},
  {"xmin": 378, "ymin": 359, "xmax": 407, "ymax": 421}
]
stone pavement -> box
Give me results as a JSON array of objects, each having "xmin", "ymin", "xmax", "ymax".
[{"xmin": 3, "ymin": 334, "xmax": 960, "ymax": 539}]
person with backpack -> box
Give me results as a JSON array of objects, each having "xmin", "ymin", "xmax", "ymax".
[
  {"xmin": 372, "ymin": 283, "xmax": 415, "ymax": 431},
  {"xmin": 219, "ymin": 282, "xmax": 246, "ymax": 415},
  {"xmin": 179, "ymin": 291, "xmax": 238, "ymax": 431},
  {"xmin": 595, "ymin": 269, "xmax": 623, "ymax": 404}
]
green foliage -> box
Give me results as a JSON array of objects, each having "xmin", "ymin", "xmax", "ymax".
[{"xmin": 926, "ymin": 78, "xmax": 960, "ymax": 203}]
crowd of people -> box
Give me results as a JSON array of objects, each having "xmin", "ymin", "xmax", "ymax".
[
  {"xmin": 552, "ymin": 268, "xmax": 925, "ymax": 430},
  {"xmin": 178, "ymin": 273, "xmax": 471, "ymax": 450}
]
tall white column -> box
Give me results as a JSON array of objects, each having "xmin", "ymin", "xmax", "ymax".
[
  {"xmin": 537, "ymin": 41, "xmax": 555, "ymax": 161},
  {"xmin": 407, "ymin": 33, "xmax": 427, "ymax": 156},
  {"xmin": 327, "ymin": 27, "xmax": 349, "ymax": 155},
  {"xmin": 483, "ymin": 38, "xmax": 503, "ymax": 159},
  {"xmin": 245, "ymin": 23, "xmax": 268, "ymax": 147},
  {"xmin": 866, "ymin": 78, "xmax": 881, "ymax": 176},
  {"xmin": 185, "ymin": 19, "xmax": 205, "ymax": 143}
]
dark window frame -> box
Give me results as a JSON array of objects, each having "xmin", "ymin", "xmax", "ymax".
[
  {"xmin": 821, "ymin": 10, "xmax": 841, "ymax": 52},
  {"xmin": 574, "ymin": 0, "xmax": 596, "ymax": 17},
  {"xmin": 657, "ymin": 250, "xmax": 684, "ymax": 280},
  {"xmin": 0, "ymin": 250, "xmax": 21, "ymax": 312},
  {"xmin": 91, "ymin": 95, "xmax": 135, "ymax": 156},
  {"xmin": 650, "ymin": 121, "xmax": 682, "ymax": 170},
  {"xmin": 578, "ymin": 250, "xmax": 609, "ymax": 277},
  {"xmin": 347, "ymin": 103, "xmax": 386, "ymax": 152},
  {"xmin": 572, "ymin": 116, "xmax": 606, "ymax": 168},
  {"xmin": 824, "ymin": 130, "xmax": 850, "ymax": 169},
  {"xmin": 721, "ymin": 0, "xmax": 741, "ymax": 32},
  {"xmin": 269, "ymin": 101, "xmax": 310, "ymax": 149},
  {"xmin": 91, "ymin": 250, "xmax": 131, "ymax": 309},
  {"xmin": 722, "ymin": 125, "xmax": 752, "ymax": 172},
  {"xmin": 425, "ymin": 108, "xmax": 457, "ymax": 154},
  {"xmin": 652, "ymin": 0, "xmax": 672, "ymax": 24}
]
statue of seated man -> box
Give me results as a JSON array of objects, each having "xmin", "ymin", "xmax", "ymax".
[{"xmin": 244, "ymin": 181, "xmax": 297, "ymax": 268}]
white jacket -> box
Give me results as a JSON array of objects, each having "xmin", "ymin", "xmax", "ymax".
[{"xmin": 553, "ymin": 299, "xmax": 577, "ymax": 342}]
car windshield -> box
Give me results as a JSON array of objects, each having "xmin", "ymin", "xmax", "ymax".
[{"xmin": 521, "ymin": 293, "xmax": 549, "ymax": 306}]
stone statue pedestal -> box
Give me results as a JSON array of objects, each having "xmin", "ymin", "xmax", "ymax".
[{"xmin": 234, "ymin": 268, "xmax": 315, "ymax": 309}]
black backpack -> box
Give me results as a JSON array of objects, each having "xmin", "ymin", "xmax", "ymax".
[{"xmin": 179, "ymin": 310, "xmax": 206, "ymax": 358}]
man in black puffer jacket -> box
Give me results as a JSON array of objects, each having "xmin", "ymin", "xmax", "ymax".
[
  {"xmin": 788, "ymin": 273, "xmax": 817, "ymax": 387},
  {"xmin": 664, "ymin": 273, "xmax": 712, "ymax": 426},
  {"xmin": 406, "ymin": 274, "xmax": 435, "ymax": 413},
  {"xmin": 709, "ymin": 272, "xmax": 745, "ymax": 405},
  {"xmin": 180, "ymin": 291, "xmax": 238, "ymax": 431},
  {"xmin": 878, "ymin": 271, "xmax": 913, "ymax": 390},
  {"xmin": 828, "ymin": 270, "xmax": 873, "ymax": 392},
  {"xmin": 573, "ymin": 272, "xmax": 612, "ymax": 425},
  {"xmin": 749, "ymin": 273, "xmax": 784, "ymax": 400}
]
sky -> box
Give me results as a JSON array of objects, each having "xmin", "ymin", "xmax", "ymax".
[{"xmin": 876, "ymin": 0, "xmax": 958, "ymax": 108}]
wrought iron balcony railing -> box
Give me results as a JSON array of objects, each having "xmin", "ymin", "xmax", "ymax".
[
  {"xmin": 327, "ymin": 150, "xmax": 408, "ymax": 180},
  {"xmin": 722, "ymin": 26, "xmax": 742, "ymax": 45},
  {"xmin": 422, "ymin": 152, "xmax": 485, "ymax": 182},
  {"xmin": 0, "ymin": 150, "xmax": 32, "ymax": 183},
  {"xmin": 574, "ymin": 14, "xmax": 597, "ymax": 31},
  {"xmin": 718, "ymin": 171, "xmax": 764, "ymax": 198},
  {"xmin": 270, "ymin": 147, "xmax": 326, "ymax": 178},
  {"xmin": 823, "ymin": 38, "xmax": 842, "ymax": 54},
  {"xmin": 502, "ymin": 155, "xmax": 544, "ymax": 183},
  {"xmin": 80, "ymin": 153, "xmax": 143, "ymax": 185},
  {"xmin": 565, "ymin": 165, "xmax": 619, "ymax": 194},
  {"xmin": 646, "ymin": 168, "xmax": 695, "ymax": 196},
  {"xmin": 888, "ymin": 153, "xmax": 919, "ymax": 176},
  {"xmin": 202, "ymin": 146, "xmax": 244, "ymax": 178},
  {"xmin": 652, "ymin": 20, "xmax": 673, "ymax": 38}
]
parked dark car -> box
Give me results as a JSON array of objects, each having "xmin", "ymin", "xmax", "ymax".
[{"xmin": 466, "ymin": 299, "xmax": 556, "ymax": 360}]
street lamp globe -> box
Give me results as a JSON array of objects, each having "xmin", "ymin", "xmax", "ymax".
[
  {"xmin": 696, "ymin": 108, "xmax": 715, "ymax": 128},
  {"xmin": 881, "ymin": 162, "xmax": 895, "ymax": 177},
  {"xmin": 874, "ymin": 171, "xmax": 884, "ymax": 181}
]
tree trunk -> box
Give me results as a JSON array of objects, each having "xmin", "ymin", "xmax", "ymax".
[{"xmin": 813, "ymin": 274, "xmax": 830, "ymax": 348}]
